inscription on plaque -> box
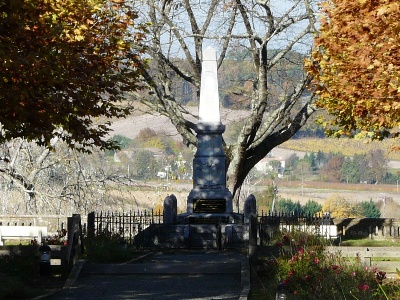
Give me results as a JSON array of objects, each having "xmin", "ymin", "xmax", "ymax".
[{"xmin": 193, "ymin": 199, "xmax": 226, "ymax": 213}]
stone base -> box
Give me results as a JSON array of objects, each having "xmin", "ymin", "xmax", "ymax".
[{"xmin": 135, "ymin": 222, "xmax": 249, "ymax": 250}]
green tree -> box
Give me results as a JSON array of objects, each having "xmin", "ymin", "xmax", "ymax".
[
  {"xmin": 276, "ymin": 199, "xmax": 302, "ymax": 215},
  {"xmin": 315, "ymin": 150, "xmax": 326, "ymax": 169},
  {"xmin": 112, "ymin": 135, "xmax": 133, "ymax": 150},
  {"xmin": 285, "ymin": 153, "xmax": 300, "ymax": 179},
  {"xmin": 340, "ymin": 154, "xmax": 371, "ymax": 184},
  {"xmin": 0, "ymin": 0, "xmax": 147, "ymax": 151},
  {"xmin": 132, "ymin": 150, "xmax": 158, "ymax": 180},
  {"xmin": 304, "ymin": 152, "xmax": 317, "ymax": 173},
  {"xmin": 302, "ymin": 200, "xmax": 322, "ymax": 216},
  {"xmin": 359, "ymin": 199, "xmax": 381, "ymax": 218}
]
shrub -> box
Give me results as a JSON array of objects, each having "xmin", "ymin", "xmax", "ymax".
[
  {"xmin": 85, "ymin": 231, "xmax": 132, "ymax": 263},
  {"xmin": 270, "ymin": 231, "xmax": 400, "ymax": 299},
  {"xmin": 0, "ymin": 246, "xmax": 39, "ymax": 298}
]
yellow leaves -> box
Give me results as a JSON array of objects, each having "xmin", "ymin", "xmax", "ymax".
[
  {"xmin": 373, "ymin": 59, "xmax": 381, "ymax": 67},
  {"xmin": 116, "ymin": 39, "xmax": 125, "ymax": 49},
  {"xmin": 0, "ymin": 0, "xmax": 147, "ymax": 150},
  {"xmin": 368, "ymin": 59, "xmax": 382, "ymax": 70},
  {"xmin": 92, "ymin": 5, "xmax": 102, "ymax": 12},
  {"xmin": 392, "ymin": 101, "xmax": 400, "ymax": 109},
  {"xmin": 322, "ymin": 195, "xmax": 361, "ymax": 218},
  {"xmin": 74, "ymin": 35, "xmax": 84, "ymax": 42},
  {"xmin": 377, "ymin": 3, "xmax": 399, "ymax": 17},
  {"xmin": 307, "ymin": 0, "xmax": 400, "ymax": 142},
  {"xmin": 354, "ymin": 131, "xmax": 369, "ymax": 139}
]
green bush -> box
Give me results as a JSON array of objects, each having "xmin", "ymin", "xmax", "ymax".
[
  {"xmin": 0, "ymin": 246, "xmax": 40, "ymax": 298},
  {"xmin": 85, "ymin": 231, "xmax": 133, "ymax": 263}
]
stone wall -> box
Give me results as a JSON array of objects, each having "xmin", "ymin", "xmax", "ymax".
[
  {"xmin": 0, "ymin": 215, "xmax": 70, "ymax": 235},
  {"xmin": 259, "ymin": 215, "xmax": 400, "ymax": 242},
  {"xmin": 334, "ymin": 218, "xmax": 400, "ymax": 240}
]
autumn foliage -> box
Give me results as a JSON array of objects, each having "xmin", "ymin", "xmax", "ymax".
[
  {"xmin": 0, "ymin": 0, "xmax": 147, "ymax": 150},
  {"xmin": 306, "ymin": 0, "xmax": 400, "ymax": 143}
]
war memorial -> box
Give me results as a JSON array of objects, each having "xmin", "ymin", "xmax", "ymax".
[{"xmin": 147, "ymin": 46, "xmax": 255, "ymax": 249}]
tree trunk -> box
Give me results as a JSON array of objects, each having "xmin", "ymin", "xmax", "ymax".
[{"xmin": 136, "ymin": 0, "xmax": 318, "ymax": 208}]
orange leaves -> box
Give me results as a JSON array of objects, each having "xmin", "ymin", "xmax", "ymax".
[
  {"xmin": 377, "ymin": 2, "xmax": 399, "ymax": 16},
  {"xmin": 0, "ymin": 0, "xmax": 148, "ymax": 151},
  {"xmin": 305, "ymin": 0, "xmax": 400, "ymax": 142}
]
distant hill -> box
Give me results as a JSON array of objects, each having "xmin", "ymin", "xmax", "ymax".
[
  {"xmin": 110, "ymin": 109, "xmax": 400, "ymax": 169},
  {"xmin": 109, "ymin": 106, "xmax": 249, "ymax": 140}
]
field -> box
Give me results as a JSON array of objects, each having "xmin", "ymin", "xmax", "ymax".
[
  {"xmin": 108, "ymin": 109, "xmax": 400, "ymax": 216},
  {"xmin": 272, "ymin": 180, "xmax": 400, "ymax": 209},
  {"xmin": 282, "ymin": 137, "xmax": 400, "ymax": 161}
]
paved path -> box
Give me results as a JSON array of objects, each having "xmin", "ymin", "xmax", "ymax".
[{"xmin": 37, "ymin": 251, "xmax": 250, "ymax": 300}]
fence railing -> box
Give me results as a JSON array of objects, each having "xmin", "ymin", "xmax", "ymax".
[
  {"xmin": 86, "ymin": 210, "xmax": 337, "ymax": 247},
  {"xmin": 87, "ymin": 210, "xmax": 163, "ymax": 245},
  {"xmin": 258, "ymin": 211, "xmax": 332, "ymax": 226},
  {"xmin": 257, "ymin": 211, "xmax": 337, "ymax": 245}
]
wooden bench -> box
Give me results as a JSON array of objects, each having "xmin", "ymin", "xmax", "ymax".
[{"xmin": 0, "ymin": 226, "xmax": 47, "ymax": 246}]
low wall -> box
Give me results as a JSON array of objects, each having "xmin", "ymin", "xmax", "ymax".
[
  {"xmin": 259, "ymin": 217, "xmax": 400, "ymax": 242},
  {"xmin": 334, "ymin": 218, "xmax": 400, "ymax": 240},
  {"xmin": 0, "ymin": 226, "xmax": 47, "ymax": 245},
  {"xmin": 0, "ymin": 215, "xmax": 69, "ymax": 235}
]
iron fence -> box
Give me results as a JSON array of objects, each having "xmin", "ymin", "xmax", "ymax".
[
  {"xmin": 257, "ymin": 211, "xmax": 336, "ymax": 245},
  {"xmin": 87, "ymin": 210, "xmax": 163, "ymax": 245},
  {"xmin": 258, "ymin": 211, "xmax": 330, "ymax": 226},
  {"xmin": 86, "ymin": 210, "xmax": 337, "ymax": 247}
]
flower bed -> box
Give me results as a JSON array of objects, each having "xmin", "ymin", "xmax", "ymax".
[{"xmin": 260, "ymin": 231, "xmax": 400, "ymax": 299}]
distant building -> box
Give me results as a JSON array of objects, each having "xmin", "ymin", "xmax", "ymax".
[
  {"xmin": 157, "ymin": 172, "xmax": 167, "ymax": 179},
  {"xmin": 255, "ymin": 154, "xmax": 285, "ymax": 177}
]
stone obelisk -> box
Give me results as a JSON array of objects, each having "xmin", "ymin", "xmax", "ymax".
[{"xmin": 187, "ymin": 47, "xmax": 233, "ymax": 215}]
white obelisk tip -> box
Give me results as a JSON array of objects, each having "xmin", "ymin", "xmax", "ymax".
[{"xmin": 199, "ymin": 47, "xmax": 221, "ymax": 125}]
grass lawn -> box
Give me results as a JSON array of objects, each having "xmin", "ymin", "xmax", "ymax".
[{"xmin": 340, "ymin": 239, "xmax": 400, "ymax": 247}]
